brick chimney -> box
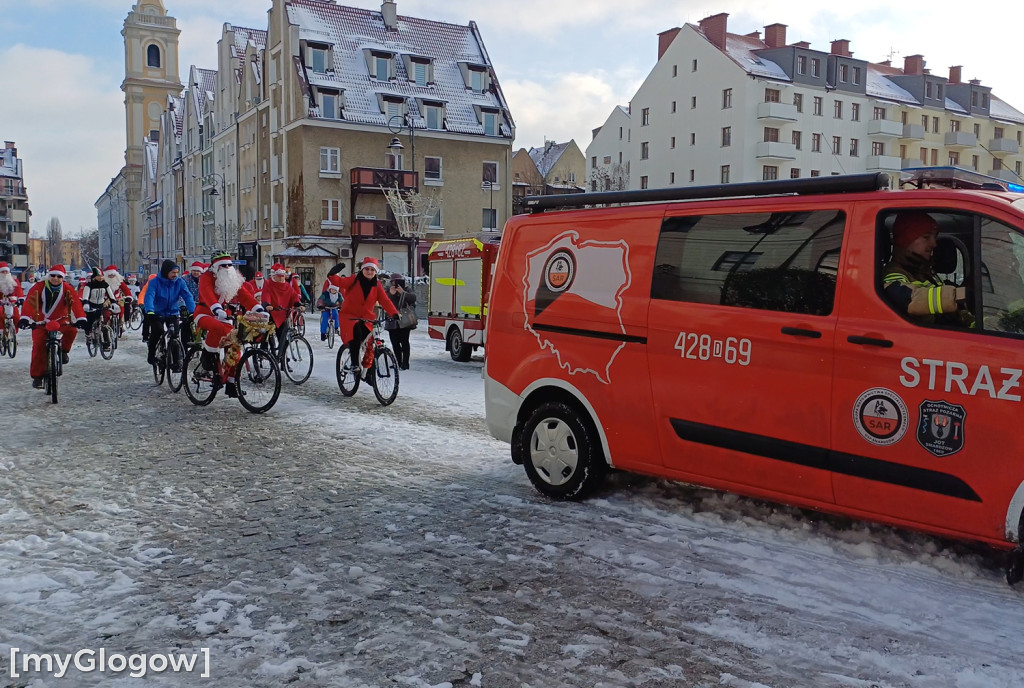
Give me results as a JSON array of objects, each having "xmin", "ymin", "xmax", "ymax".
[
  {"xmin": 904, "ymin": 54, "xmax": 925, "ymax": 75},
  {"xmin": 948, "ymin": 65, "xmax": 962, "ymax": 84},
  {"xmin": 830, "ymin": 39, "xmax": 851, "ymax": 57},
  {"xmin": 381, "ymin": 0, "xmax": 397, "ymax": 30},
  {"xmin": 745, "ymin": 31, "xmax": 760, "ymax": 40},
  {"xmin": 792, "ymin": 41, "xmax": 810, "ymax": 49},
  {"xmin": 658, "ymin": 27, "xmax": 681, "ymax": 60},
  {"xmin": 698, "ymin": 13, "xmax": 729, "ymax": 51},
  {"xmin": 764, "ymin": 23, "xmax": 787, "ymax": 49},
  {"xmin": 969, "ymin": 78, "xmax": 981, "ymax": 85}
]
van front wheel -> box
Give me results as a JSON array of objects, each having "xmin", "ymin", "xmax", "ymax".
[{"xmin": 521, "ymin": 401, "xmax": 605, "ymax": 500}]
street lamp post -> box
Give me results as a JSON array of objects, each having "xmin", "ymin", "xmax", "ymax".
[
  {"xmin": 206, "ymin": 172, "xmax": 228, "ymax": 253},
  {"xmin": 387, "ymin": 114, "xmax": 421, "ymax": 276}
]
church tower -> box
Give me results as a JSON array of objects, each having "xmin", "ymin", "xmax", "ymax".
[{"xmin": 119, "ymin": 0, "xmax": 182, "ymax": 268}]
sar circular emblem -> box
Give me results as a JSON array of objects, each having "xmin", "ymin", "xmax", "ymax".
[
  {"xmin": 544, "ymin": 250, "xmax": 575, "ymax": 293},
  {"xmin": 853, "ymin": 387, "xmax": 908, "ymax": 446}
]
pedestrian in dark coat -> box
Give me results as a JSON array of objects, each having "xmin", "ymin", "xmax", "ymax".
[{"xmin": 386, "ymin": 272, "xmax": 416, "ymax": 370}]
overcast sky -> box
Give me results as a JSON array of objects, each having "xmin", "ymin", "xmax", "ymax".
[{"xmin": 2, "ymin": 0, "xmax": 1022, "ymax": 236}]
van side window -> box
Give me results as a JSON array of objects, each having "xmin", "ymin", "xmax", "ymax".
[
  {"xmin": 876, "ymin": 209, "xmax": 1024, "ymax": 336},
  {"xmin": 651, "ymin": 210, "xmax": 846, "ymax": 315}
]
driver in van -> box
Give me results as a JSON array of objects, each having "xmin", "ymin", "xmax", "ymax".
[{"xmin": 882, "ymin": 211, "xmax": 973, "ymax": 327}]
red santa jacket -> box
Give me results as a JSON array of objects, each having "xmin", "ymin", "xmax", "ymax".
[
  {"xmin": 0, "ymin": 278, "xmax": 24, "ymax": 302},
  {"xmin": 194, "ymin": 270, "xmax": 258, "ymax": 322},
  {"xmin": 22, "ymin": 281, "xmax": 87, "ymax": 325},
  {"xmin": 115, "ymin": 282, "xmax": 133, "ymax": 302},
  {"xmin": 335, "ymin": 274, "xmax": 399, "ymax": 342},
  {"xmin": 260, "ymin": 279, "xmax": 301, "ymax": 327}
]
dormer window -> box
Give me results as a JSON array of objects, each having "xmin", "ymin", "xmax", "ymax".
[
  {"xmin": 477, "ymin": 107, "xmax": 500, "ymax": 136},
  {"xmin": 378, "ymin": 94, "xmax": 406, "ymax": 124},
  {"xmin": 421, "ymin": 101, "xmax": 444, "ymax": 130},
  {"xmin": 406, "ymin": 56, "xmax": 432, "ymax": 86},
  {"xmin": 316, "ymin": 88, "xmax": 344, "ymax": 119},
  {"xmin": 460, "ymin": 63, "xmax": 490, "ymax": 93},
  {"xmin": 309, "ymin": 43, "xmax": 332, "ymax": 74},
  {"xmin": 371, "ymin": 51, "xmax": 393, "ymax": 81}
]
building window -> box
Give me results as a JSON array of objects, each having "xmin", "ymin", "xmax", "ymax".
[
  {"xmin": 619, "ymin": 127, "xmax": 623, "ymax": 140},
  {"xmin": 794, "ymin": 93, "xmax": 803, "ymax": 113},
  {"xmin": 922, "ymin": 115, "xmax": 929, "ymax": 132},
  {"xmin": 691, "ymin": 96, "xmax": 697, "ymax": 109},
  {"xmin": 790, "ymin": 168, "xmax": 800, "ymax": 178},
  {"xmin": 973, "ymin": 123, "xmax": 981, "ymax": 137},
  {"xmin": 832, "ymin": 136, "xmax": 842, "ymax": 154},
  {"xmin": 813, "ymin": 96, "xmax": 823, "ymax": 116},
  {"xmin": 482, "ymin": 111, "xmax": 499, "ymax": 136},
  {"xmin": 591, "ymin": 156, "xmax": 597, "ymax": 169},
  {"xmin": 950, "ymin": 119, "xmax": 961, "ymax": 133},
  {"xmin": 604, "ymin": 156, "xmax": 612, "ymax": 164},
  {"xmin": 849, "ymin": 138, "xmax": 859, "ymax": 157},
  {"xmin": 933, "ymin": 116, "xmax": 940, "ymax": 133},
  {"xmin": 1017, "ymin": 161, "xmax": 1022, "ymax": 176},
  {"xmin": 672, "ymin": 65, "xmax": 678, "ymax": 77},
  {"xmin": 851, "ymin": 103, "xmax": 860, "ymax": 121},
  {"xmin": 670, "ymin": 172, "xmax": 675, "ymax": 184},
  {"xmin": 671, "ymin": 101, "xmax": 677, "ymax": 113},
  {"xmin": 424, "ymin": 104, "xmax": 444, "ymax": 130},
  {"xmin": 931, "ymin": 149, "xmax": 938, "ymax": 166},
  {"xmin": 722, "ymin": 88, "xmax": 732, "ymax": 109},
  {"xmin": 873, "ymin": 107, "xmax": 886, "ymax": 121},
  {"xmin": 949, "ymin": 151, "xmax": 959, "ymax": 166},
  {"xmin": 833, "ymin": 100, "xmax": 843, "ymax": 119},
  {"xmin": 972, "ymin": 155, "xmax": 980, "ymax": 170},
  {"xmin": 689, "ymin": 170, "xmax": 695, "ymax": 182},
  {"xmin": 971, "ymin": 90, "xmax": 978, "ymax": 107},
  {"xmin": 670, "ymin": 136, "xmax": 676, "ymax": 149},
  {"xmin": 995, "ymin": 126, "xmax": 1005, "ymax": 139},
  {"xmin": 641, "ymin": 142, "xmax": 650, "ymax": 159},
  {"xmin": 721, "ymin": 127, "xmax": 731, "ymax": 147},
  {"xmin": 424, "ymin": 156, "xmax": 442, "ymax": 182},
  {"xmin": 411, "ymin": 59, "xmax": 430, "ymax": 86},
  {"xmin": 640, "ymin": 175, "xmax": 649, "ymax": 189},
  {"xmin": 797, "ymin": 55, "xmax": 807, "ymax": 75},
  {"xmin": 310, "ymin": 46, "xmax": 330, "ymax": 74},
  {"xmin": 810, "ymin": 170, "xmax": 820, "ymax": 177},
  {"xmin": 901, "ymin": 112, "xmax": 908, "ymax": 125},
  {"xmin": 321, "ymin": 199, "xmax": 341, "ymax": 224},
  {"xmin": 812, "ymin": 133, "xmax": 821, "ymax": 152},
  {"xmin": 983, "ymin": 93, "xmax": 990, "ymax": 108},
  {"xmin": 994, "ymin": 157, "xmax": 1003, "ymax": 171},
  {"xmin": 482, "ymin": 208, "xmax": 497, "ymax": 230},
  {"xmin": 385, "ymin": 152, "xmax": 403, "ymax": 170},
  {"xmin": 319, "ymin": 90, "xmax": 341, "ymax": 119},
  {"xmin": 852, "ymin": 67, "xmax": 861, "ymax": 85},
  {"xmin": 689, "ymin": 133, "xmax": 696, "ymax": 145},
  {"xmin": 872, "ymin": 141, "xmax": 885, "ymax": 156},
  {"xmin": 692, "ymin": 59, "xmax": 698, "ymax": 72},
  {"xmin": 764, "ymin": 127, "xmax": 780, "ymax": 143},
  {"xmin": 482, "ymin": 161, "xmax": 498, "ymax": 186},
  {"xmin": 374, "ymin": 54, "xmax": 391, "ymax": 80},
  {"xmin": 429, "ymin": 208, "xmax": 443, "ymax": 228},
  {"xmin": 470, "ymin": 68, "xmax": 486, "ymax": 93},
  {"xmin": 720, "ymin": 165, "xmax": 730, "ymax": 183},
  {"xmin": 765, "ymin": 88, "xmax": 780, "ymax": 103},
  {"xmin": 147, "ymin": 44, "xmax": 161, "ymax": 68},
  {"xmin": 319, "ymin": 147, "xmax": 340, "ymax": 173},
  {"xmin": 762, "ymin": 165, "xmax": 779, "ymax": 180},
  {"xmin": 839, "ymin": 64, "xmax": 848, "ymax": 82},
  {"xmin": 926, "ymin": 81, "xmax": 934, "ymax": 99},
  {"xmin": 792, "ymin": 131, "xmax": 802, "ymax": 150},
  {"xmin": 641, "ymin": 108, "xmax": 650, "ymax": 126},
  {"xmin": 811, "ymin": 58, "xmax": 820, "ymax": 77},
  {"xmin": 899, "ymin": 144, "xmax": 907, "ymax": 159}
]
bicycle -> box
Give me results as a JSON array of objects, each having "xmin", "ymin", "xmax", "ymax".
[
  {"xmin": 85, "ymin": 308, "xmax": 115, "ymax": 360},
  {"xmin": 126, "ymin": 301, "xmax": 144, "ymax": 330},
  {"xmin": 108, "ymin": 301, "xmax": 125, "ymax": 348},
  {"xmin": 28, "ymin": 317, "xmax": 72, "ymax": 404},
  {"xmin": 0, "ymin": 301, "xmax": 17, "ymax": 358},
  {"xmin": 263, "ymin": 306, "xmax": 313, "ymax": 385},
  {"xmin": 151, "ymin": 313, "xmax": 188, "ymax": 392},
  {"xmin": 321, "ymin": 306, "xmax": 339, "ymax": 349},
  {"xmin": 183, "ymin": 313, "xmax": 281, "ymax": 413},
  {"xmin": 289, "ymin": 305, "xmax": 306, "ymax": 337},
  {"xmin": 335, "ymin": 316, "xmax": 399, "ymax": 406}
]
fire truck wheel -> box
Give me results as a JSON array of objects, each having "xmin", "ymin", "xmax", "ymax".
[
  {"xmin": 448, "ymin": 326, "xmax": 473, "ymax": 362},
  {"xmin": 520, "ymin": 401, "xmax": 606, "ymax": 500}
]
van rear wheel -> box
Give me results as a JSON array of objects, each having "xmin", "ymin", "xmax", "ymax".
[{"xmin": 520, "ymin": 401, "xmax": 605, "ymax": 500}]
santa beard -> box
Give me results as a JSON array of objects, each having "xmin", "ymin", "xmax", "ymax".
[
  {"xmin": 215, "ymin": 266, "xmax": 245, "ymax": 303},
  {"xmin": 105, "ymin": 272, "xmax": 124, "ymax": 294},
  {"xmin": 0, "ymin": 272, "xmax": 16, "ymax": 296}
]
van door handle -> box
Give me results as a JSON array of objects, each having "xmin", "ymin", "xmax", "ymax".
[
  {"xmin": 781, "ymin": 327, "xmax": 821, "ymax": 339},
  {"xmin": 847, "ymin": 335, "xmax": 894, "ymax": 348}
]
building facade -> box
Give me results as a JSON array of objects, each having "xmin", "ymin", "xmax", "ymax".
[
  {"xmin": 27, "ymin": 238, "xmax": 82, "ymax": 273},
  {"xmin": 0, "ymin": 141, "xmax": 30, "ymax": 271},
  {"xmin": 588, "ymin": 14, "xmax": 1024, "ymax": 191},
  {"xmin": 511, "ymin": 140, "xmax": 585, "ymax": 214}
]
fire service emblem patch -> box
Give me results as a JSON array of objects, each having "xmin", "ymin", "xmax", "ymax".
[{"xmin": 917, "ymin": 400, "xmax": 966, "ymax": 457}]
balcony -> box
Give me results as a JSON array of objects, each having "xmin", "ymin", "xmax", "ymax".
[
  {"xmin": 901, "ymin": 158, "xmax": 925, "ymax": 168},
  {"xmin": 901, "ymin": 124, "xmax": 925, "ymax": 140},
  {"xmin": 987, "ymin": 169, "xmax": 1022, "ymax": 182},
  {"xmin": 351, "ymin": 219, "xmax": 403, "ymax": 240},
  {"xmin": 989, "ymin": 138, "xmax": 1020, "ymax": 154},
  {"xmin": 756, "ymin": 101, "xmax": 798, "ymax": 122},
  {"xmin": 11, "ymin": 231, "xmax": 27, "ymax": 245},
  {"xmin": 868, "ymin": 119, "xmax": 903, "ymax": 137},
  {"xmin": 866, "ymin": 155, "xmax": 903, "ymax": 171},
  {"xmin": 755, "ymin": 141, "xmax": 797, "ymax": 160},
  {"xmin": 944, "ymin": 131, "xmax": 978, "ymax": 149},
  {"xmin": 350, "ymin": 168, "xmax": 419, "ymax": 194}
]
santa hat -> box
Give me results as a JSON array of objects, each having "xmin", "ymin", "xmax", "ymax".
[
  {"xmin": 48, "ymin": 264, "xmax": 67, "ymax": 277},
  {"xmin": 0, "ymin": 262, "xmax": 9, "ymax": 273},
  {"xmin": 189, "ymin": 261, "xmax": 206, "ymax": 272},
  {"xmin": 104, "ymin": 264, "xmax": 119, "ymax": 276},
  {"xmin": 254, "ymin": 271, "xmax": 264, "ymax": 280},
  {"xmin": 360, "ymin": 257, "xmax": 380, "ymax": 274},
  {"xmin": 328, "ymin": 283, "xmax": 340, "ymax": 292},
  {"xmin": 209, "ymin": 253, "xmax": 233, "ymax": 270},
  {"xmin": 271, "ymin": 263, "xmax": 287, "ymax": 276}
]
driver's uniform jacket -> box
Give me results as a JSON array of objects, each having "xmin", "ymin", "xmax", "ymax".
[{"xmin": 883, "ymin": 253, "xmax": 967, "ymax": 326}]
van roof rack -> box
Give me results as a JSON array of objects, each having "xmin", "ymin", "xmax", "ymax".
[
  {"xmin": 900, "ymin": 166, "xmax": 1024, "ymax": 193},
  {"xmin": 524, "ymin": 172, "xmax": 891, "ymax": 213}
]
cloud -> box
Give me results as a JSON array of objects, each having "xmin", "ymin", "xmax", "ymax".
[{"xmin": 0, "ymin": 45, "xmax": 123, "ymax": 236}]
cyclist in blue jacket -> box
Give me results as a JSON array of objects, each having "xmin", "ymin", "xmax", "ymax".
[{"xmin": 144, "ymin": 259, "xmax": 196, "ymax": 365}]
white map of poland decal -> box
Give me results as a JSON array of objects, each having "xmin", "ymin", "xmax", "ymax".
[{"xmin": 521, "ymin": 231, "xmax": 632, "ymax": 384}]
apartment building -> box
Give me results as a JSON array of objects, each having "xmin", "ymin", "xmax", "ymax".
[
  {"xmin": 587, "ymin": 106, "xmax": 631, "ymax": 192},
  {"xmin": 588, "ymin": 14, "xmax": 1024, "ymax": 191},
  {"xmin": 0, "ymin": 141, "xmax": 30, "ymax": 270},
  {"xmin": 511, "ymin": 140, "xmax": 586, "ymax": 214}
]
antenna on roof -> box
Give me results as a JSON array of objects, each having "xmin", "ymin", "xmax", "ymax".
[{"xmin": 886, "ymin": 46, "xmax": 899, "ymax": 62}]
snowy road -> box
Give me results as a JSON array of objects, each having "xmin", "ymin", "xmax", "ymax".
[{"xmin": 2, "ymin": 329, "xmax": 1024, "ymax": 687}]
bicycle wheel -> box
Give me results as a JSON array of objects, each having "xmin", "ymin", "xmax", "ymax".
[
  {"xmin": 335, "ymin": 346, "xmax": 360, "ymax": 396},
  {"xmin": 327, "ymin": 320, "xmax": 336, "ymax": 349},
  {"xmin": 372, "ymin": 347, "xmax": 400, "ymax": 406},
  {"xmin": 100, "ymin": 325, "xmax": 115, "ymax": 360},
  {"xmin": 0, "ymin": 329, "xmax": 7, "ymax": 357},
  {"xmin": 236, "ymin": 348, "xmax": 280, "ymax": 413},
  {"xmin": 166, "ymin": 339, "xmax": 185, "ymax": 392},
  {"xmin": 295, "ymin": 313, "xmax": 306, "ymax": 337},
  {"xmin": 152, "ymin": 336, "xmax": 166, "ymax": 385},
  {"xmin": 86, "ymin": 324, "xmax": 98, "ymax": 358},
  {"xmin": 182, "ymin": 347, "xmax": 218, "ymax": 406},
  {"xmin": 283, "ymin": 335, "xmax": 313, "ymax": 385},
  {"xmin": 109, "ymin": 316, "xmax": 120, "ymax": 349},
  {"xmin": 47, "ymin": 343, "xmax": 59, "ymax": 404},
  {"xmin": 128, "ymin": 308, "xmax": 143, "ymax": 330},
  {"xmin": 7, "ymin": 323, "xmax": 16, "ymax": 359}
]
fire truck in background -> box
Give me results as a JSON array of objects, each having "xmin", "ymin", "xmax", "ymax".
[{"xmin": 427, "ymin": 237, "xmax": 499, "ymax": 361}]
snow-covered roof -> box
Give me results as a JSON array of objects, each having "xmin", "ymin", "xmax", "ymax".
[
  {"xmin": 723, "ymin": 33, "xmax": 790, "ymax": 82},
  {"xmin": 274, "ymin": 244, "xmax": 338, "ymax": 258},
  {"xmin": 144, "ymin": 140, "xmax": 159, "ymax": 179},
  {"xmin": 615, "ymin": 104, "xmax": 630, "ymax": 117},
  {"xmin": 990, "ymin": 96, "xmax": 1024, "ymax": 125},
  {"xmin": 190, "ymin": 67, "xmax": 217, "ymax": 116},
  {"xmin": 229, "ymin": 25, "xmax": 267, "ymax": 58},
  {"xmin": 284, "ymin": 0, "xmax": 511, "ymax": 137},
  {"xmin": 529, "ymin": 142, "xmax": 570, "ymax": 178},
  {"xmin": 866, "ymin": 65, "xmax": 917, "ymax": 105}
]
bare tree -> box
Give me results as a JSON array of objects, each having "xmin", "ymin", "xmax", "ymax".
[
  {"xmin": 45, "ymin": 217, "xmax": 63, "ymax": 267},
  {"xmin": 589, "ymin": 162, "xmax": 629, "ymax": 193},
  {"xmin": 79, "ymin": 228, "xmax": 100, "ymax": 268}
]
